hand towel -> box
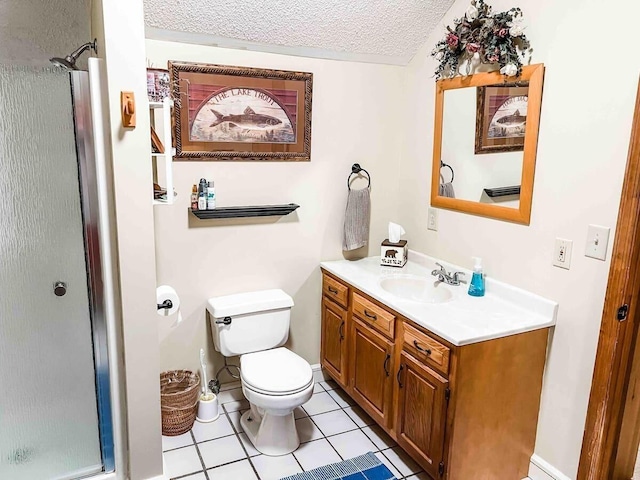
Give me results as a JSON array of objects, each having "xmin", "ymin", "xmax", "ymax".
[
  {"xmin": 343, "ymin": 187, "xmax": 371, "ymax": 251},
  {"xmin": 439, "ymin": 179, "xmax": 456, "ymax": 198}
]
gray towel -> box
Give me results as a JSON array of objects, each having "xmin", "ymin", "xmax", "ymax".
[
  {"xmin": 343, "ymin": 188, "xmax": 371, "ymax": 251},
  {"xmin": 439, "ymin": 182, "xmax": 455, "ymax": 198}
]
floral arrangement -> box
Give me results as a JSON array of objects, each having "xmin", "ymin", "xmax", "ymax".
[{"xmin": 431, "ymin": 0, "xmax": 531, "ymax": 79}]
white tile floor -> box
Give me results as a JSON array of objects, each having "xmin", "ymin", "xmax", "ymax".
[{"xmin": 162, "ymin": 372, "xmax": 429, "ymax": 479}]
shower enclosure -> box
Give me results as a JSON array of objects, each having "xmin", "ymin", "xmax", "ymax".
[{"xmin": 0, "ymin": 64, "xmax": 114, "ymax": 479}]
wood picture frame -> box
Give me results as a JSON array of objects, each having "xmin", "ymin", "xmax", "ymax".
[
  {"xmin": 475, "ymin": 82, "xmax": 529, "ymax": 154},
  {"xmin": 169, "ymin": 62, "xmax": 313, "ymax": 161},
  {"xmin": 431, "ymin": 64, "xmax": 545, "ymax": 225}
]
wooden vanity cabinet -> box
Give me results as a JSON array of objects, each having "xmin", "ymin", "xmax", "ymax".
[
  {"xmin": 395, "ymin": 351, "xmax": 449, "ymax": 479},
  {"xmin": 349, "ymin": 318, "xmax": 395, "ymax": 428},
  {"xmin": 319, "ymin": 268, "xmax": 550, "ymax": 479},
  {"xmin": 320, "ymin": 274, "xmax": 349, "ymax": 388}
]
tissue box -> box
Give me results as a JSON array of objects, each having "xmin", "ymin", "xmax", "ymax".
[{"xmin": 381, "ymin": 239, "xmax": 407, "ymax": 267}]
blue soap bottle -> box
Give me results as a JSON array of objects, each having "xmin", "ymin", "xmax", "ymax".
[{"xmin": 468, "ymin": 257, "xmax": 485, "ymax": 297}]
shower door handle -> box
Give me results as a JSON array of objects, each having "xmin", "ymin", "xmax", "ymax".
[{"xmin": 54, "ymin": 281, "xmax": 67, "ymax": 297}]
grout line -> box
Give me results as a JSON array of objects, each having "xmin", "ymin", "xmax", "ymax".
[
  {"xmin": 194, "ymin": 431, "xmax": 238, "ymax": 445},
  {"xmin": 221, "ymin": 407, "xmax": 262, "ymax": 480},
  {"xmin": 190, "ymin": 429, "xmax": 210, "ymax": 480},
  {"xmin": 290, "ymin": 448, "xmax": 306, "ymax": 473}
]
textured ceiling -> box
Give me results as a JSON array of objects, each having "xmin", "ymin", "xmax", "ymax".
[{"xmin": 144, "ymin": 0, "xmax": 455, "ymax": 65}]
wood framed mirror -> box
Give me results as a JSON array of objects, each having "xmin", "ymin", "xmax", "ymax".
[{"xmin": 431, "ymin": 64, "xmax": 545, "ymax": 224}]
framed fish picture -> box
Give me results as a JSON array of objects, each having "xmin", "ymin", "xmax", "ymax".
[
  {"xmin": 475, "ymin": 82, "xmax": 529, "ymax": 154},
  {"xmin": 169, "ymin": 62, "xmax": 313, "ymax": 161}
]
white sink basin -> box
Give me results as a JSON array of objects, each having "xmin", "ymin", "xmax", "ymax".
[{"xmin": 379, "ymin": 274, "xmax": 453, "ymax": 304}]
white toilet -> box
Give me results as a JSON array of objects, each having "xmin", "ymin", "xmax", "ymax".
[{"xmin": 207, "ymin": 289, "xmax": 314, "ymax": 456}]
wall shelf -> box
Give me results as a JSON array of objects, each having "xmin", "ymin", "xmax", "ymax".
[
  {"xmin": 151, "ymin": 97, "xmax": 174, "ymax": 205},
  {"xmin": 189, "ymin": 204, "xmax": 300, "ymax": 219},
  {"xmin": 484, "ymin": 186, "xmax": 521, "ymax": 198}
]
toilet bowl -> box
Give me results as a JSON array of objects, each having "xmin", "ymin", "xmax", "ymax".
[
  {"xmin": 239, "ymin": 348, "xmax": 314, "ymax": 455},
  {"xmin": 207, "ymin": 289, "xmax": 314, "ymax": 456}
]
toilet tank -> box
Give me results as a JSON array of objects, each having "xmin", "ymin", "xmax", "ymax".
[{"xmin": 207, "ymin": 289, "xmax": 294, "ymax": 357}]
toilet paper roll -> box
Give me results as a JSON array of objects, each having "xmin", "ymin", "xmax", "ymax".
[{"xmin": 156, "ymin": 285, "xmax": 180, "ymax": 317}]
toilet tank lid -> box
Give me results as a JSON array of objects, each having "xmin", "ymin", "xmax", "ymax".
[{"xmin": 207, "ymin": 289, "xmax": 294, "ymax": 318}]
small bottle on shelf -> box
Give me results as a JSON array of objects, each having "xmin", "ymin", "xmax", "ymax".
[
  {"xmin": 198, "ymin": 178, "xmax": 208, "ymax": 210},
  {"xmin": 207, "ymin": 181, "xmax": 216, "ymax": 210},
  {"xmin": 191, "ymin": 184, "xmax": 198, "ymax": 210}
]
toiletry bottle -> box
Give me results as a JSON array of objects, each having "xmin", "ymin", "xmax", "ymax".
[
  {"xmin": 207, "ymin": 181, "xmax": 216, "ymax": 210},
  {"xmin": 468, "ymin": 257, "xmax": 485, "ymax": 297},
  {"xmin": 191, "ymin": 184, "xmax": 198, "ymax": 210},
  {"xmin": 198, "ymin": 178, "xmax": 208, "ymax": 210}
]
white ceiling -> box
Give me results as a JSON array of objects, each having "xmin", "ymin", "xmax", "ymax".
[{"xmin": 143, "ymin": 0, "xmax": 455, "ymax": 65}]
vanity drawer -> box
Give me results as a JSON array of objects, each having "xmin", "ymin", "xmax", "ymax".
[
  {"xmin": 322, "ymin": 273, "xmax": 349, "ymax": 308},
  {"xmin": 352, "ymin": 293, "xmax": 395, "ymax": 339},
  {"xmin": 403, "ymin": 322, "xmax": 450, "ymax": 375}
]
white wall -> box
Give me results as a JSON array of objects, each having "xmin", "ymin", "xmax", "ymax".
[
  {"xmin": 0, "ymin": 0, "xmax": 90, "ymax": 66},
  {"xmin": 146, "ymin": 40, "xmax": 405, "ymax": 379},
  {"xmin": 98, "ymin": 2, "xmax": 163, "ymax": 479},
  {"xmin": 398, "ymin": 0, "xmax": 639, "ymax": 477}
]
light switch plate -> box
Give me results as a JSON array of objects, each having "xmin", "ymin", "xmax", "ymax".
[
  {"xmin": 585, "ymin": 225, "xmax": 610, "ymax": 261},
  {"xmin": 428, "ymin": 207, "xmax": 438, "ymax": 231},
  {"xmin": 553, "ymin": 238, "xmax": 573, "ymax": 269}
]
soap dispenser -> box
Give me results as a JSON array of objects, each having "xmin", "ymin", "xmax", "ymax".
[{"xmin": 468, "ymin": 257, "xmax": 485, "ymax": 297}]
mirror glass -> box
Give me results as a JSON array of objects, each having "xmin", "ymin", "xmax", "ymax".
[
  {"xmin": 441, "ymin": 83, "xmax": 529, "ymax": 209},
  {"xmin": 431, "ymin": 64, "xmax": 544, "ymax": 224}
]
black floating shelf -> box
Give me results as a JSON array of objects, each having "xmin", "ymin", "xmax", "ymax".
[
  {"xmin": 189, "ymin": 203, "xmax": 300, "ymax": 219},
  {"xmin": 484, "ymin": 186, "xmax": 521, "ymax": 198}
]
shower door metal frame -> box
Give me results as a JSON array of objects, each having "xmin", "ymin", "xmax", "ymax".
[{"xmin": 69, "ymin": 70, "xmax": 115, "ymax": 475}]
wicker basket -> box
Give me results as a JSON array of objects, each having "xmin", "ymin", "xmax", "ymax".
[{"xmin": 160, "ymin": 370, "xmax": 201, "ymax": 436}]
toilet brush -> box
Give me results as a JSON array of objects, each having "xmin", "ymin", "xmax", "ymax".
[{"xmin": 197, "ymin": 348, "xmax": 219, "ymax": 422}]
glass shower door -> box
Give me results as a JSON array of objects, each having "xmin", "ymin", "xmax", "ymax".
[{"xmin": 0, "ymin": 65, "xmax": 104, "ymax": 479}]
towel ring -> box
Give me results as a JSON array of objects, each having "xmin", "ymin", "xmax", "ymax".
[
  {"xmin": 440, "ymin": 161, "xmax": 454, "ymax": 184},
  {"xmin": 348, "ymin": 163, "xmax": 371, "ymax": 190}
]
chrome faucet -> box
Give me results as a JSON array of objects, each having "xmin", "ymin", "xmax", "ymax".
[{"xmin": 431, "ymin": 263, "xmax": 466, "ymax": 286}]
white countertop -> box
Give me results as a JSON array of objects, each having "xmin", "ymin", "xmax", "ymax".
[{"xmin": 320, "ymin": 252, "xmax": 557, "ymax": 346}]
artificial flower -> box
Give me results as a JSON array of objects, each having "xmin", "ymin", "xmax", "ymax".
[
  {"xmin": 446, "ymin": 33, "xmax": 459, "ymax": 49},
  {"xmin": 466, "ymin": 43, "xmax": 481, "ymax": 53},
  {"xmin": 431, "ymin": 0, "xmax": 531, "ymax": 79},
  {"xmin": 466, "ymin": 4, "xmax": 479, "ymax": 21},
  {"xmin": 500, "ymin": 63, "xmax": 518, "ymax": 76}
]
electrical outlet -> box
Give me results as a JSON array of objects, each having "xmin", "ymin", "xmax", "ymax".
[
  {"xmin": 553, "ymin": 238, "xmax": 573, "ymax": 269},
  {"xmin": 585, "ymin": 224, "xmax": 610, "ymax": 261},
  {"xmin": 428, "ymin": 208, "xmax": 438, "ymax": 231}
]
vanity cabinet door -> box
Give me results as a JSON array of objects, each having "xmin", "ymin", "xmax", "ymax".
[
  {"xmin": 349, "ymin": 319, "xmax": 395, "ymax": 428},
  {"xmin": 395, "ymin": 352, "xmax": 448, "ymax": 479},
  {"xmin": 321, "ymin": 297, "xmax": 349, "ymax": 388}
]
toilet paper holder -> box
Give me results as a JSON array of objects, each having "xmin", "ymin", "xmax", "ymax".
[{"xmin": 157, "ymin": 299, "xmax": 173, "ymax": 310}]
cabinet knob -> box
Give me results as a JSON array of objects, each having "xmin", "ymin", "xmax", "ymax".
[{"xmin": 328, "ymin": 286, "xmax": 338, "ymax": 294}]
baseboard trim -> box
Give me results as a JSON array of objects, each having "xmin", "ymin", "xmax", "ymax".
[
  {"xmin": 528, "ymin": 454, "xmax": 571, "ymax": 480},
  {"xmin": 310, "ymin": 363, "xmax": 321, "ymax": 371}
]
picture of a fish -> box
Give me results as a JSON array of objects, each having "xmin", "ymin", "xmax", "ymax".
[
  {"xmin": 210, "ymin": 106, "xmax": 282, "ymax": 129},
  {"xmin": 496, "ymin": 109, "xmax": 526, "ymax": 127}
]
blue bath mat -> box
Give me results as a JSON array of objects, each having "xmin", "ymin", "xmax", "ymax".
[{"xmin": 280, "ymin": 452, "xmax": 397, "ymax": 480}]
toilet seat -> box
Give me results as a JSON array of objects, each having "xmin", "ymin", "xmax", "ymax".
[{"xmin": 241, "ymin": 347, "xmax": 313, "ymax": 396}]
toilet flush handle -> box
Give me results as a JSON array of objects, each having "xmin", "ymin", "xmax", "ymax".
[{"xmin": 215, "ymin": 316, "xmax": 232, "ymax": 325}]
